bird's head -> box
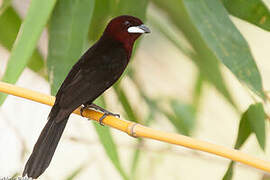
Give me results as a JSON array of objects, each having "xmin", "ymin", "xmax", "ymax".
[{"xmin": 104, "ymin": 15, "xmax": 150, "ymax": 54}]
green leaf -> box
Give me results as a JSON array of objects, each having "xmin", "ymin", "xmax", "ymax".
[
  {"xmin": 65, "ymin": 165, "xmax": 85, "ymax": 180},
  {"xmin": 222, "ymin": 0, "xmax": 270, "ymax": 31},
  {"xmin": 153, "ymin": 0, "xmax": 264, "ymax": 99},
  {"xmin": 149, "ymin": 13, "xmax": 236, "ymax": 108},
  {"xmin": 0, "ymin": 0, "xmax": 11, "ymax": 14},
  {"xmin": 130, "ymin": 139, "xmax": 142, "ymax": 178},
  {"xmin": 194, "ymin": 54, "xmax": 237, "ymax": 108},
  {"xmin": 235, "ymin": 110, "xmax": 253, "ymax": 149},
  {"xmin": 0, "ymin": 7, "xmax": 45, "ymax": 74},
  {"xmin": 93, "ymin": 96, "xmax": 128, "ymax": 180},
  {"xmin": 129, "ymin": 106, "xmax": 155, "ymax": 178},
  {"xmin": 167, "ymin": 100, "xmax": 196, "ymax": 136},
  {"xmin": 245, "ymin": 103, "xmax": 266, "ymax": 150},
  {"xmin": 47, "ymin": 0, "xmax": 95, "ymax": 95},
  {"xmin": 0, "ymin": 7, "xmax": 19, "ymax": 49},
  {"xmin": 88, "ymin": 0, "xmax": 115, "ymax": 42},
  {"xmin": 128, "ymin": 77, "xmax": 158, "ymax": 179},
  {"xmin": 222, "ymin": 162, "xmax": 234, "ymax": 180},
  {"xmin": 0, "ymin": 0, "xmax": 56, "ymax": 104},
  {"xmin": 93, "ymin": 123, "xmax": 128, "ymax": 180},
  {"xmin": 148, "ymin": 15, "xmax": 194, "ymax": 58},
  {"xmin": 114, "ymin": 83, "xmax": 139, "ymax": 123},
  {"xmin": 27, "ymin": 52, "xmax": 45, "ymax": 74},
  {"xmin": 114, "ymin": 0, "xmax": 149, "ymax": 20},
  {"xmin": 235, "ymin": 103, "xmax": 265, "ymax": 149},
  {"xmin": 224, "ymin": 103, "xmax": 265, "ymax": 179},
  {"xmin": 193, "ymin": 72, "xmax": 204, "ymax": 109}
]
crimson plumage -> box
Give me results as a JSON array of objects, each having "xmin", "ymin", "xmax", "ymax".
[{"xmin": 23, "ymin": 15, "xmax": 150, "ymax": 178}]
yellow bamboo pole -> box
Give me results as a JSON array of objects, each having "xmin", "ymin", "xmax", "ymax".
[{"xmin": 0, "ymin": 81, "xmax": 270, "ymax": 172}]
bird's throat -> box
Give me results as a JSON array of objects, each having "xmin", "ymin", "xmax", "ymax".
[{"xmin": 122, "ymin": 40, "xmax": 134, "ymax": 59}]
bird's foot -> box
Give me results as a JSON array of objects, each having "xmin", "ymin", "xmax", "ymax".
[
  {"xmin": 80, "ymin": 103, "xmax": 120, "ymax": 126},
  {"xmin": 98, "ymin": 111, "xmax": 120, "ymax": 126}
]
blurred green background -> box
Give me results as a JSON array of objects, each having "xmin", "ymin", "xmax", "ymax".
[{"xmin": 1, "ymin": 0, "xmax": 270, "ymax": 179}]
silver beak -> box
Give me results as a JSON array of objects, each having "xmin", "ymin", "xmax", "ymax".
[{"xmin": 128, "ymin": 24, "xmax": 151, "ymax": 34}]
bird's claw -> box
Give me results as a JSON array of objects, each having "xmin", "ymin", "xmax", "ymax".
[
  {"xmin": 113, "ymin": 113, "xmax": 120, "ymax": 118},
  {"xmin": 80, "ymin": 105, "xmax": 120, "ymax": 125},
  {"xmin": 80, "ymin": 106, "xmax": 86, "ymax": 117},
  {"xmin": 99, "ymin": 112, "xmax": 120, "ymax": 126}
]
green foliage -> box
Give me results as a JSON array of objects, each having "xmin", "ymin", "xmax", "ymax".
[
  {"xmin": 192, "ymin": 73, "xmax": 204, "ymax": 109},
  {"xmin": 65, "ymin": 165, "xmax": 85, "ymax": 180},
  {"xmin": 114, "ymin": 83, "xmax": 139, "ymax": 123},
  {"xmin": 93, "ymin": 123, "xmax": 128, "ymax": 180},
  {"xmin": 222, "ymin": 0, "xmax": 270, "ymax": 31},
  {"xmin": 234, "ymin": 112, "xmax": 253, "ymax": 150},
  {"xmin": 0, "ymin": 0, "xmax": 11, "ymax": 14},
  {"xmin": 47, "ymin": 0, "xmax": 95, "ymax": 95},
  {"xmin": 0, "ymin": 7, "xmax": 45, "ymax": 74},
  {"xmin": 149, "ymin": 7, "xmax": 236, "ymax": 108},
  {"xmin": 166, "ymin": 100, "xmax": 196, "ymax": 136},
  {"xmin": 239, "ymin": 103, "xmax": 266, "ymax": 150},
  {"xmin": 0, "ymin": 0, "xmax": 268, "ymax": 179},
  {"xmin": 223, "ymin": 103, "xmax": 265, "ymax": 179},
  {"xmin": 222, "ymin": 162, "xmax": 234, "ymax": 180},
  {"xmin": 153, "ymin": 0, "xmax": 264, "ymax": 99},
  {"xmin": 88, "ymin": 0, "xmax": 114, "ymax": 42},
  {"xmin": 93, "ymin": 96, "xmax": 129, "ymax": 180},
  {"xmin": 114, "ymin": 0, "xmax": 148, "ymax": 19},
  {"xmin": 0, "ymin": 0, "xmax": 56, "ymax": 104}
]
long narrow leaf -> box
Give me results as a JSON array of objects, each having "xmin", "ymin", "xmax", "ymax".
[
  {"xmin": 235, "ymin": 110, "xmax": 253, "ymax": 149},
  {"xmin": 0, "ymin": 0, "xmax": 11, "ymax": 14},
  {"xmin": 114, "ymin": 84, "xmax": 139, "ymax": 123},
  {"xmin": 193, "ymin": 72, "xmax": 204, "ymax": 109},
  {"xmin": 222, "ymin": 162, "xmax": 234, "ymax": 180},
  {"xmin": 93, "ymin": 124, "xmax": 128, "ymax": 180},
  {"xmin": 65, "ymin": 165, "xmax": 85, "ymax": 180},
  {"xmin": 93, "ymin": 96, "xmax": 129, "ymax": 180},
  {"xmin": 88, "ymin": 0, "xmax": 115, "ymax": 42},
  {"xmin": 47, "ymin": 0, "xmax": 95, "ymax": 95},
  {"xmin": 245, "ymin": 103, "xmax": 265, "ymax": 150},
  {"xmin": 152, "ymin": 0, "xmax": 264, "ymax": 99},
  {"xmin": 184, "ymin": 0, "xmax": 264, "ymax": 99},
  {"xmin": 222, "ymin": 103, "xmax": 265, "ymax": 179},
  {"xmin": 0, "ymin": 0, "xmax": 56, "ymax": 104},
  {"xmin": 130, "ymin": 139, "xmax": 142, "ymax": 179},
  {"xmin": 0, "ymin": 7, "xmax": 45, "ymax": 74},
  {"xmin": 168, "ymin": 100, "xmax": 196, "ymax": 136},
  {"xmin": 150, "ymin": 15, "xmax": 236, "ymax": 107},
  {"xmin": 130, "ymin": 108, "xmax": 156, "ymax": 179},
  {"xmin": 114, "ymin": 0, "xmax": 148, "ymax": 19},
  {"xmin": 222, "ymin": 0, "xmax": 270, "ymax": 31}
]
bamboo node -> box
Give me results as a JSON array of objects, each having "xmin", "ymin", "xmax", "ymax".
[{"xmin": 127, "ymin": 122, "xmax": 139, "ymax": 137}]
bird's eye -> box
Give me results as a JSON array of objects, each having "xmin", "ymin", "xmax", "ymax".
[{"xmin": 124, "ymin": 21, "xmax": 131, "ymax": 27}]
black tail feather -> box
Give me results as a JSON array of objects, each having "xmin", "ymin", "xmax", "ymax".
[{"xmin": 23, "ymin": 110, "xmax": 69, "ymax": 179}]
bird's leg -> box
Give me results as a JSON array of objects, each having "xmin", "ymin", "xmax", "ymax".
[{"xmin": 80, "ymin": 103, "xmax": 120, "ymax": 125}]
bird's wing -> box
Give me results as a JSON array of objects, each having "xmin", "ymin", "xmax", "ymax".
[
  {"xmin": 55, "ymin": 61, "xmax": 125, "ymax": 115},
  {"xmin": 57, "ymin": 69, "xmax": 103, "ymax": 109}
]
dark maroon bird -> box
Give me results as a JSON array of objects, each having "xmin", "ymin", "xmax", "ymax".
[{"xmin": 23, "ymin": 15, "xmax": 150, "ymax": 178}]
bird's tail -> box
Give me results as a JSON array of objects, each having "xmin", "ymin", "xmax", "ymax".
[{"xmin": 23, "ymin": 106, "xmax": 69, "ymax": 179}]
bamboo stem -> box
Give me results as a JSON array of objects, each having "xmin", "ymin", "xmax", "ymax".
[{"xmin": 0, "ymin": 81, "xmax": 270, "ymax": 172}]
